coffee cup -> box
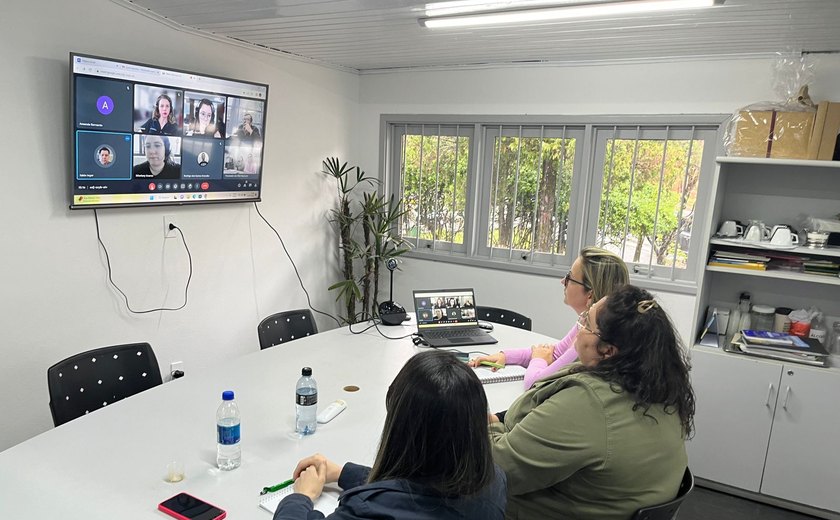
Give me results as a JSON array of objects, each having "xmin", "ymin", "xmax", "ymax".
[
  {"xmin": 769, "ymin": 225, "xmax": 799, "ymax": 247},
  {"xmin": 716, "ymin": 220, "xmax": 744, "ymax": 238},
  {"xmin": 744, "ymin": 220, "xmax": 768, "ymax": 242}
]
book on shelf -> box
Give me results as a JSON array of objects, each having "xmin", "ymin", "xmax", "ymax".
[
  {"xmin": 708, "ymin": 261, "xmax": 767, "ymax": 270},
  {"xmin": 740, "ymin": 329, "xmax": 807, "ymax": 346},
  {"xmin": 711, "ymin": 250, "xmax": 771, "ymax": 262},
  {"xmin": 731, "ymin": 333, "xmax": 828, "ymax": 367}
]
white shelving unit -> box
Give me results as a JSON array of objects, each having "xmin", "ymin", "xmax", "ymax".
[{"xmin": 688, "ymin": 157, "xmax": 840, "ymax": 519}]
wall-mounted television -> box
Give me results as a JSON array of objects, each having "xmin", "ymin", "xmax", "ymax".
[{"xmin": 70, "ymin": 53, "xmax": 269, "ymax": 209}]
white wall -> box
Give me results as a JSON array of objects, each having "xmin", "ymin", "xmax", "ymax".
[
  {"xmin": 357, "ymin": 56, "xmax": 840, "ymax": 342},
  {"xmin": 0, "ymin": 0, "xmax": 359, "ymax": 451}
]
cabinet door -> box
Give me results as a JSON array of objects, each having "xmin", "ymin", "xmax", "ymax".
[
  {"xmin": 686, "ymin": 348, "xmax": 782, "ymax": 491},
  {"xmin": 761, "ymin": 366, "xmax": 840, "ymax": 512}
]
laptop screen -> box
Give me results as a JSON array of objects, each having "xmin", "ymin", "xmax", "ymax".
[{"xmin": 413, "ymin": 289, "xmax": 478, "ymax": 330}]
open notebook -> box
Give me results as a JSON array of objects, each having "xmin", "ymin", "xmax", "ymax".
[
  {"xmin": 259, "ymin": 486, "xmax": 340, "ymax": 515},
  {"xmin": 472, "ymin": 364, "xmax": 527, "ymax": 384}
]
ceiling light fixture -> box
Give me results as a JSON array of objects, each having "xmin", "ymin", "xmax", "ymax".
[{"xmin": 419, "ymin": 0, "xmax": 724, "ymax": 28}]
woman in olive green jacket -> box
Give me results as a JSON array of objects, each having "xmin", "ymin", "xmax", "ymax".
[{"xmin": 489, "ymin": 285, "xmax": 695, "ymax": 520}]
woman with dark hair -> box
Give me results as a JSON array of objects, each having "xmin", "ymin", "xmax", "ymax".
[
  {"xmin": 187, "ymin": 98, "xmax": 222, "ymax": 138},
  {"xmin": 490, "ymin": 284, "xmax": 694, "ymax": 520},
  {"xmin": 132, "ymin": 135, "xmax": 179, "ymax": 179},
  {"xmin": 140, "ymin": 94, "xmax": 179, "ymax": 135},
  {"xmin": 274, "ymin": 350, "xmax": 506, "ymax": 520}
]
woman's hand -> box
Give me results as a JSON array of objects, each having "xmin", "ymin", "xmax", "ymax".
[
  {"xmin": 293, "ymin": 463, "xmax": 326, "ymax": 502},
  {"xmin": 293, "ymin": 453, "xmax": 342, "ymax": 483},
  {"xmin": 488, "ymin": 413, "xmax": 500, "ymax": 424},
  {"xmin": 468, "ymin": 352, "xmax": 506, "ymax": 371},
  {"xmin": 530, "ymin": 344, "xmax": 554, "ymax": 364}
]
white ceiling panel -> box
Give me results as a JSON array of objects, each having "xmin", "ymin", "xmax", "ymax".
[{"xmin": 120, "ymin": 0, "xmax": 840, "ymax": 72}]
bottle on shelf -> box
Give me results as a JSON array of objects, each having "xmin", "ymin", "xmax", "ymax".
[
  {"xmin": 216, "ymin": 390, "xmax": 241, "ymax": 470},
  {"xmin": 725, "ymin": 292, "xmax": 751, "ymax": 345},
  {"xmin": 295, "ymin": 367, "xmax": 318, "ymax": 435}
]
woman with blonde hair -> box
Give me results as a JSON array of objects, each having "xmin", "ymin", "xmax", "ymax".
[{"xmin": 470, "ymin": 246, "xmax": 628, "ymax": 390}]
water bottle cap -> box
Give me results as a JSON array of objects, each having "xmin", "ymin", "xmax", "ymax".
[
  {"xmin": 301, "ymin": 367, "xmax": 312, "ymax": 376},
  {"xmin": 222, "ymin": 390, "xmax": 234, "ymax": 401}
]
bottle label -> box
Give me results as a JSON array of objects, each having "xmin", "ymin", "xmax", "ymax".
[
  {"xmin": 296, "ymin": 392, "xmax": 318, "ymax": 406},
  {"xmin": 217, "ymin": 423, "xmax": 240, "ymax": 445}
]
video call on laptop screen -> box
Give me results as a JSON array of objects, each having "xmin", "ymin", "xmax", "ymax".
[
  {"xmin": 414, "ymin": 290, "xmax": 478, "ymax": 328},
  {"xmin": 70, "ymin": 53, "xmax": 269, "ymax": 209}
]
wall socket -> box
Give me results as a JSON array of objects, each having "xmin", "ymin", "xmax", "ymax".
[
  {"xmin": 169, "ymin": 361, "xmax": 183, "ymax": 378},
  {"xmin": 164, "ymin": 215, "xmax": 177, "ymax": 238}
]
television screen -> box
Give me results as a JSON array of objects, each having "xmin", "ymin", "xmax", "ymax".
[{"xmin": 70, "ymin": 53, "xmax": 269, "ymax": 209}]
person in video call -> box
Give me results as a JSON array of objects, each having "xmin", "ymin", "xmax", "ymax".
[
  {"xmin": 139, "ymin": 94, "xmax": 179, "ymax": 136},
  {"xmin": 97, "ymin": 147, "xmax": 112, "ymax": 166},
  {"xmin": 234, "ymin": 112, "xmax": 261, "ymax": 141},
  {"xmin": 470, "ymin": 246, "xmax": 628, "ymax": 390},
  {"xmin": 273, "ymin": 350, "xmax": 506, "ymax": 520},
  {"xmin": 187, "ymin": 98, "xmax": 222, "ymax": 138},
  {"xmin": 489, "ymin": 284, "xmax": 695, "ymax": 519},
  {"xmin": 132, "ymin": 135, "xmax": 180, "ymax": 179}
]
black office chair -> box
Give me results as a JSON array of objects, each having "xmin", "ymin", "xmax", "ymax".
[
  {"xmin": 258, "ymin": 309, "xmax": 318, "ymax": 349},
  {"xmin": 632, "ymin": 467, "xmax": 695, "ymax": 520},
  {"xmin": 475, "ymin": 306, "xmax": 532, "ymax": 331},
  {"xmin": 47, "ymin": 342, "xmax": 163, "ymax": 426}
]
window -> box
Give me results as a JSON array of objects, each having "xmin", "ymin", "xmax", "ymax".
[{"xmin": 385, "ymin": 116, "xmax": 721, "ymax": 289}]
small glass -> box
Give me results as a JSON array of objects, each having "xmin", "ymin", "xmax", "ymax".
[{"xmin": 165, "ymin": 460, "xmax": 185, "ymax": 483}]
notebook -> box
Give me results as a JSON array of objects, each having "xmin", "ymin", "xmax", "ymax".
[
  {"xmin": 413, "ymin": 288, "xmax": 498, "ymax": 347},
  {"xmin": 472, "ymin": 365, "xmax": 527, "ymax": 384},
  {"xmin": 259, "ymin": 486, "xmax": 340, "ymax": 515}
]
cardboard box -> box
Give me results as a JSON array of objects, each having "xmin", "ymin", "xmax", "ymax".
[
  {"xmin": 731, "ymin": 109, "xmax": 816, "ymax": 159},
  {"xmin": 808, "ymin": 102, "xmax": 840, "ymax": 160}
]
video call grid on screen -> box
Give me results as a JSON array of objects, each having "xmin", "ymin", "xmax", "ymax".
[
  {"xmin": 70, "ymin": 53, "xmax": 269, "ymax": 208},
  {"xmin": 414, "ymin": 290, "xmax": 478, "ymax": 327}
]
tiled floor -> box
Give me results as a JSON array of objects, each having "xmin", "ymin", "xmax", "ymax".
[{"xmin": 679, "ymin": 487, "xmax": 820, "ymax": 520}]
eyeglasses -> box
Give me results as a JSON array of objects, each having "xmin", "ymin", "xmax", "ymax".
[
  {"xmin": 563, "ymin": 271, "xmax": 589, "ymax": 289},
  {"xmin": 575, "ymin": 309, "xmax": 601, "ymax": 339}
]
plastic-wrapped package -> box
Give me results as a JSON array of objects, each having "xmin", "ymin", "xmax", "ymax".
[{"xmin": 724, "ymin": 53, "xmax": 817, "ymax": 159}]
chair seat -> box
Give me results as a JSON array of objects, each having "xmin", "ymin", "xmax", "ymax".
[{"xmin": 47, "ymin": 342, "xmax": 163, "ymax": 426}]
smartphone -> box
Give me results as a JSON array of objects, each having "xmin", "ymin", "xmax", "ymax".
[{"xmin": 158, "ymin": 492, "xmax": 226, "ymax": 520}]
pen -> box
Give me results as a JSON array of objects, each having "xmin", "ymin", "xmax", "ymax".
[
  {"xmin": 261, "ymin": 478, "xmax": 295, "ymax": 495},
  {"xmin": 479, "ymin": 360, "xmax": 504, "ymax": 369}
]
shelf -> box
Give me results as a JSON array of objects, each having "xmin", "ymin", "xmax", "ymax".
[
  {"xmin": 705, "ymin": 265, "xmax": 840, "ymax": 286},
  {"xmin": 716, "ymin": 156, "xmax": 840, "ymax": 169},
  {"xmin": 709, "ymin": 239, "xmax": 840, "ymax": 259}
]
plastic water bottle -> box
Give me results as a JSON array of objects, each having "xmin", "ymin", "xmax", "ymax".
[
  {"xmin": 216, "ymin": 390, "xmax": 241, "ymax": 470},
  {"xmin": 295, "ymin": 367, "xmax": 318, "ymax": 435}
]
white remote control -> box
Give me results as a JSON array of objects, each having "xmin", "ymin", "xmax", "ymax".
[{"xmin": 317, "ymin": 399, "xmax": 347, "ymax": 424}]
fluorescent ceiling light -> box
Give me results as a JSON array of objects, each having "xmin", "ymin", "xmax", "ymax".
[
  {"xmin": 420, "ymin": 0, "xmax": 723, "ymax": 28},
  {"xmin": 425, "ymin": 0, "xmax": 591, "ymax": 17}
]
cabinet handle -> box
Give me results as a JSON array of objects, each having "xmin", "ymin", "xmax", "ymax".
[
  {"xmin": 782, "ymin": 386, "xmax": 792, "ymax": 410},
  {"xmin": 765, "ymin": 383, "xmax": 774, "ymax": 407}
]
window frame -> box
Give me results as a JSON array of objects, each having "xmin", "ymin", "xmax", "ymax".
[{"xmin": 381, "ymin": 114, "xmax": 726, "ymax": 294}]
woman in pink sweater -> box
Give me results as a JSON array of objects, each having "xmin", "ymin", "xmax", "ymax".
[{"xmin": 470, "ymin": 247, "xmax": 628, "ymax": 390}]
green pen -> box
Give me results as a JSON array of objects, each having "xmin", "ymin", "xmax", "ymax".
[
  {"xmin": 479, "ymin": 360, "xmax": 504, "ymax": 369},
  {"xmin": 261, "ymin": 478, "xmax": 295, "ymax": 495}
]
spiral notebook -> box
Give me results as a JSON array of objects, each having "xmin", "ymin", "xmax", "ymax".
[
  {"xmin": 472, "ymin": 365, "xmax": 527, "ymax": 384},
  {"xmin": 259, "ymin": 486, "xmax": 340, "ymax": 515}
]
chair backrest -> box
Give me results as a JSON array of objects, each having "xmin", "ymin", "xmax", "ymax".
[
  {"xmin": 47, "ymin": 342, "xmax": 163, "ymax": 426},
  {"xmin": 258, "ymin": 309, "xmax": 318, "ymax": 349},
  {"xmin": 475, "ymin": 306, "xmax": 532, "ymax": 331},
  {"xmin": 632, "ymin": 467, "xmax": 695, "ymax": 520}
]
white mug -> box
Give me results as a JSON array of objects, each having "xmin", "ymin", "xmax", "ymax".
[
  {"xmin": 744, "ymin": 221, "xmax": 768, "ymax": 242},
  {"xmin": 769, "ymin": 225, "xmax": 799, "ymax": 247},
  {"xmin": 717, "ymin": 220, "xmax": 744, "ymax": 238}
]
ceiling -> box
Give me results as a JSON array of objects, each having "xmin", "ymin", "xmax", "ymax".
[{"xmin": 121, "ymin": 0, "xmax": 840, "ymax": 73}]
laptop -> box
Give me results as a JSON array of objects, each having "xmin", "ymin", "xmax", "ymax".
[{"xmin": 413, "ymin": 288, "xmax": 498, "ymax": 347}]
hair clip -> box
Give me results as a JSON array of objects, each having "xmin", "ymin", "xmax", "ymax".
[{"xmin": 637, "ymin": 299, "xmax": 658, "ymax": 313}]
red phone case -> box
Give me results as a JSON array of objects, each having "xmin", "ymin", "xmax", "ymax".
[{"xmin": 158, "ymin": 492, "xmax": 226, "ymax": 520}]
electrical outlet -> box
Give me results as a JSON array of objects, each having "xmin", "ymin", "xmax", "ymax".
[
  {"xmin": 164, "ymin": 215, "xmax": 177, "ymax": 238},
  {"xmin": 170, "ymin": 361, "xmax": 183, "ymax": 377}
]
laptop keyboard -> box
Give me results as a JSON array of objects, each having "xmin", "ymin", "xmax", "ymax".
[{"xmin": 423, "ymin": 328, "xmax": 481, "ymax": 339}]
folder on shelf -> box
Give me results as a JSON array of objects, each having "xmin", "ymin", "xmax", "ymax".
[{"xmin": 697, "ymin": 307, "xmax": 728, "ymax": 349}]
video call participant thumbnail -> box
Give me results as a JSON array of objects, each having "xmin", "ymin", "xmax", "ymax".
[
  {"xmin": 138, "ymin": 93, "xmax": 180, "ymax": 136},
  {"xmin": 74, "ymin": 76, "xmax": 134, "ymax": 133},
  {"xmin": 75, "ymin": 130, "xmax": 132, "ymax": 181},
  {"xmin": 133, "ymin": 135, "xmax": 180, "ymax": 180},
  {"xmin": 180, "ymin": 138, "xmax": 223, "ymax": 180},
  {"xmin": 185, "ymin": 96, "xmax": 225, "ymax": 138}
]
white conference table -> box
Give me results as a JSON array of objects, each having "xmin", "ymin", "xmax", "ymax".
[{"xmin": 0, "ymin": 318, "xmax": 557, "ymax": 519}]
